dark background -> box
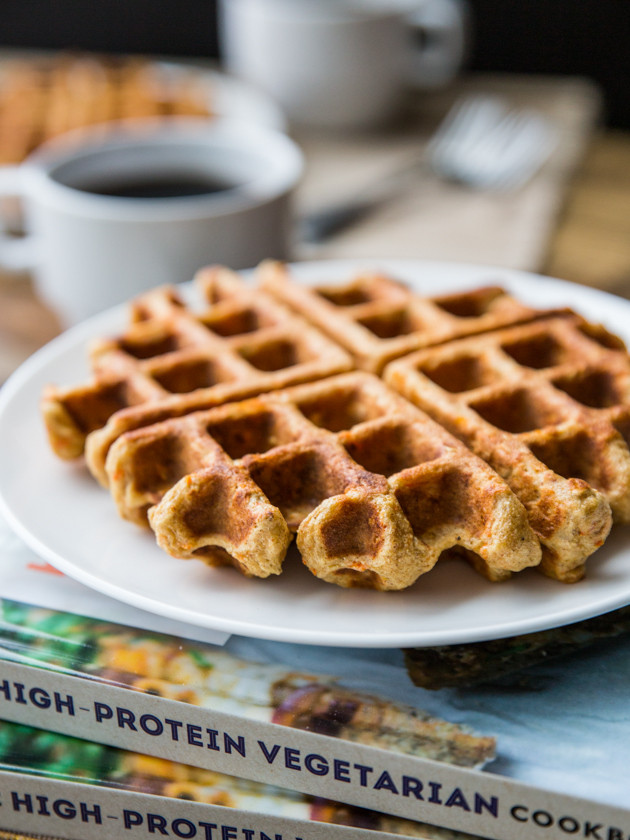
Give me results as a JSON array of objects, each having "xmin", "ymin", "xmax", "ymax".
[{"xmin": 1, "ymin": 0, "xmax": 629, "ymax": 127}]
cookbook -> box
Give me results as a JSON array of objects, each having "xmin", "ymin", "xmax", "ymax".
[
  {"xmin": 0, "ymin": 597, "xmax": 496, "ymax": 836},
  {"xmin": 1, "ymin": 598, "xmax": 630, "ymax": 840},
  {"xmin": 0, "ymin": 716, "xmax": 466, "ymax": 840}
]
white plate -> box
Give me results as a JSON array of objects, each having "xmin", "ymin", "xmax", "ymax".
[{"xmin": 1, "ymin": 260, "xmax": 630, "ymax": 648}]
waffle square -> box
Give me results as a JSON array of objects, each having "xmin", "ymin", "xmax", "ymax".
[
  {"xmin": 106, "ymin": 371, "xmax": 542, "ymax": 589},
  {"xmin": 41, "ymin": 267, "xmax": 353, "ymax": 484},
  {"xmin": 258, "ymin": 259, "xmax": 546, "ymax": 373},
  {"xmin": 385, "ymin": 315, "xmax": 630, "ymax": 582}
]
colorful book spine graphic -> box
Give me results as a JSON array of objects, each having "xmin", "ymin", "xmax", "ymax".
[
  {"xmin": 0, "ymin": 718, "xmax": 470, "ymax": 839},
  {"xmin": 0, "ymin": 598, "xmax": 499, "ymax": 838},
  {"xmin": 1, "ymin": 600, "xmax": 629, "ymax": 840}
]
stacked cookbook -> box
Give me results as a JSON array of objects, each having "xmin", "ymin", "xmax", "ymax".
[
  {"xmin": 2, "ymin": 592, "xmax": 630, "ymax": 840},
  {"xmin": 0, "ymin": 595, "xmax": 502, "ymax": 840}
]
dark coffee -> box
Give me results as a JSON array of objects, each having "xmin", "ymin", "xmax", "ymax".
[{"xmin": 75, "ymin": 174, "xmax": 236, "ymax": 199}]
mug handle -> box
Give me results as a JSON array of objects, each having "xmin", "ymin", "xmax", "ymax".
[
  {"xmin": 0, "ymin": 166, "xmax": 39, "ymax": 272},
  {"xmin": 404, "ymin": 0, "xmax": 469, "ymax": 89}
]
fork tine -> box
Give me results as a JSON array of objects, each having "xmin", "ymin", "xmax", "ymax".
[
  {"xmin": 492, "ymin": 125, "xmax": 556, "ymax": 190},
  {"xmin": 431, "ymin": 98, "xmax": 556, "ymax": 191},
  {"xmin": 478, "ymin": 112, "xmax": 556, "ymax": 190},
  {"xmin": 427, "ymin": 95, "xmax": 507, "ymax": 178},
  {"xmin": 428, "ymin": 95, "xmax": 505, "ymax": 148},
  {"xmin": 452, "ymin": 112, "xmax": 528, "ymax": 187}
]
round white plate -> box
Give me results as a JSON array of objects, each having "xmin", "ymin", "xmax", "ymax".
[{"xmin": 1, "ymin": 260, "xmax": 630, "ymax": 648}]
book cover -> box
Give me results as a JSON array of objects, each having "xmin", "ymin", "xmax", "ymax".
[
  {"xmin": 0, "ymin": 717, "xmax": 469, "ymax": 840},
  {"xmin": 2, "ymin": 598, "xmax": 630, "ymax": 840},
  {"xmin": 0, "ymin": 597, "xmax": 502, "ymax": 838}
]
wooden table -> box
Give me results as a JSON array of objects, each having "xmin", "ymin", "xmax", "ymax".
[{"xmin": 543, "ymin": 129, "xmax": 630, "ymax": 300}]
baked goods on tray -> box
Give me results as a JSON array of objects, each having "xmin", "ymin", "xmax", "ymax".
[
  {"xmin": 0, "ymin": 53, "xmax": 212, "ymax": 164},
  {"xmin": 40, "ymin": 261, "xmax": 630, "ymax": 590}
]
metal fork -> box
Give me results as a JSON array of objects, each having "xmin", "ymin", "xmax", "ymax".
[
  {"xmin": 301, "ymin": 95, "xmax": 557, "ymax": 243},
  {"xmin": 428, "ymin": 95, "xmax": 557, "ymax": 190}
]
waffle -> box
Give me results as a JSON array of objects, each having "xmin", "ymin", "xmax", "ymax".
[
  {"xmin": 0, "ymin": 53, "xmax": 212, "ymax": 164},
  {"xmin": 41, "ymin": 268, "xmax": 353, "ymax": 485},
  {"xmin": 105, "ymin": 371, "xmax": 542, "ymax": 589},
  {"xmin": 385, "ymin": 315, "xmax": 630, "ymax": 582},
  {"xmin": 258, "ymin": 259, "xmax": 547, "ymax": 373}
]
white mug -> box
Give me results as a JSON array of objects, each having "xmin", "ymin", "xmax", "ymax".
[
  {"xmin": 218, "ymin": 0, "xmax": 468, "ymax": 131},
  {"xmin": 0, "ymin": 119, "xmax": 303, "ymax": 325}
]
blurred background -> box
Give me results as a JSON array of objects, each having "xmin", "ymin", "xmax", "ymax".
[
  {"xmin": 2, "ymin": 0, "xmax": 628, "ymax": 127},
  {"xmin": 1, "ymin": 0, "xmax": 629, "ymax": 379}
]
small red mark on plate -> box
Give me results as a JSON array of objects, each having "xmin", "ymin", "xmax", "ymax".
[{"xmin": 27, "ymin": 562, "xmax": 64, "ymax": 576}]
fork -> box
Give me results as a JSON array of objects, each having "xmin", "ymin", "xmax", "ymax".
[
  {"xmin": 301, "ymin": 95, "xmax": 557, "ymax": 243},
  {"xmin": 428, "ymin": 95, "xmax": 557, "ymax": 190}
]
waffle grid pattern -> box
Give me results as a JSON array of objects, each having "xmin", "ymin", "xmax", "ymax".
[
  {"xmin": 106, "ymin": 371, "xmax": 541, "ymax": 590},
  {"xmin": 386, "ymin": 315, "xmax": 630, "ymax": 581},
  {"xmin": 41, "ymin": 268, "xmax": 352, "ymax": 484},
  {"xmin": 40, "ymin": 263, "xmax": 630, "ymax": 589},
  {"xmin": 259, "ymin": 260, "xmax": 545, "ymax": 373}
]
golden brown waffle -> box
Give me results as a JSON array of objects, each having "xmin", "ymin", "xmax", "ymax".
[
  {"xmin": 0, "ymin": 53, "xmax": 212, "ymax": 164},
  {"xmin": 385, "ymin": 315, "xmax": 630, "ymax": 582},
  {"xmin": 41, "ymin": 267, "xmax": 353, "ymax": 484},
  {"xmin": 106, "ymin": 371, "xmax": 542, "ymax": 589},
  {"xmin": 258, "ymin": 259, "xmax": 546, "ymax": 373}
]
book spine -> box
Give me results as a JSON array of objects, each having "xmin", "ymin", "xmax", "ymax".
[
  {"xmin": 0, "ymin": 768, "xmax": 400, "ymax": 840},
  {"xmin": 1, "ymin": 659, "xmax": 629, "ymax": 840}
]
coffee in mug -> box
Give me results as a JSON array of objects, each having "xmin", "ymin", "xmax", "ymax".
[{"xmin": 0, "ymin": 119, "xmax": 303, "ymax": 324}]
